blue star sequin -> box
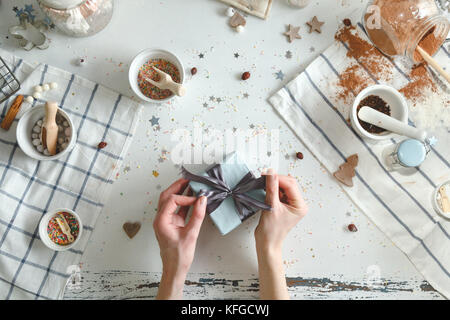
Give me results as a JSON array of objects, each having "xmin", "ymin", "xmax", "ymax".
[
  {"xmin": 275, "ymin": 70, "xmax": 285, "ymax": 81},
  {"xmin": 427, "ymin": 136, "xmax": 438, "ymax": 146},
  {"xmin": 150, "ymin": 116, "xmax": 160, "ymax": 126}
]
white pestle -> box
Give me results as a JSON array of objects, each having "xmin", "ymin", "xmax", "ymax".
[{"xmin": 358, "ymin": 106, "xmax": 427, "ymax": 142}]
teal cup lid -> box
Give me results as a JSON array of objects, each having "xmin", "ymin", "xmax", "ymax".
[{"xmin": 397, "ymin": 139, "xmax": 427, "ymax": 167}]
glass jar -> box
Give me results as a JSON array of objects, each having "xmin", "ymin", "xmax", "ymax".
[
  {"xmin": 383, "ymin": 139, "xmax": 430, "ymax": 170},
  {"xmin": 38, "ymin": 0, "xmax": 114, "ymax": 37},
  {"xmin": 363, "ymin": 0, "xmax": 450, "ymax": 63}
]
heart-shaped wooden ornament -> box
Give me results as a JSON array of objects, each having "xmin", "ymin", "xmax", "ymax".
[
  {"xmin": 229, "ymin": 12, "xmax": 246, "ymax": 28},
  {"xmin": 123, "ymin": 222, "xmax": 141, "ymax": 239}
]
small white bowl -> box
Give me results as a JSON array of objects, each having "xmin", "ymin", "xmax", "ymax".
[
  {"xmin": 351, "ymin": 85, "xmax": 409, "ymax": 141},
  {"xmin": 16, "ymin": 104, "xmax": 77, "ymax": 161},
  {"xmin": 39, "ymin": 208, "xmax": 83, "ymax": 251},
  {"xmin": 128, "ymin": 48, "xmax": 185, "ymax": 104}
]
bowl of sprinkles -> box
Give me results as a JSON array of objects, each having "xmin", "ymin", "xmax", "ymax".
[
  {"xmin": 39, "ymin": 208, "xmax": 83, "ymax": 251},
  {"xmin": 129, "ymin": 48, "xmax": 185, "ymax": 103}
]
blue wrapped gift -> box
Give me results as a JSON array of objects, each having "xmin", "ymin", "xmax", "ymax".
[{"xmin": 185, "ymin": 152, "xmax": 269, "ymax": 235}]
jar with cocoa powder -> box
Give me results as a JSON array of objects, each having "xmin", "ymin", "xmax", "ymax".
[{"xmin": 364, "ymin": 0, "xmax": 449, "ymax": 63}]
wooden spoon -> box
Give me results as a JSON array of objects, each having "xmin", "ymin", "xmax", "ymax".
[
  {"xmin": 55, "ymin": 215, "xmax": 75, "ymax": 243},
  {"xmin": 41, "ymin": 101, "xmax": 58, "ymax": 156},
  {"xmin": 416, "ymin": 46, "xmax": 450, "ymax": 83},
  {"xmin": 144, "ymin": 67, "xmax": 186, "ymax": 97}
]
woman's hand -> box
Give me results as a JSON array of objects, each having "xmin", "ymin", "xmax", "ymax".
[
  {"xmin": 153, "ymin": 178, "xmax": 207, "ymax": 299},
  {"xmin": 255, "ymin": 169, "xmax": 308, "ymax": 252},
  {"xmin": 254, "ymin": 169, "xmax": 308, "ymax": 300}
]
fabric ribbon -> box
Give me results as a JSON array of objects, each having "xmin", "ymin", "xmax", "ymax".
[{"xmin": 181, "ymin": 165, "xmax": 272, "ymax": 221}]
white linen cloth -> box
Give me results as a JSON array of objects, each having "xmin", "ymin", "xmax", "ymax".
[
  {"xmin": 0, "ymin": 49, "xmax": 142, "ymax": 299},
  {"xmin": 269, "ymin": 26, "xmax": 450, "ymax": 298}
]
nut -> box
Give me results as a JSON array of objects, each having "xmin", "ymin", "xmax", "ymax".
[
  {"xmin": 241, "ymin": 71, "xmax": 250, "ymax": 80},
  {"xmin": 98, "ymin": 141, "xmax": 107, "ymax": 149},
  {"xmin": 348, "ymin": 224, "xmax": 358, "ymax": 232}
]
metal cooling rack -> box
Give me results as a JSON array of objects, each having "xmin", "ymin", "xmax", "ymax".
[{"xmin": 0, "ymin": 57, "xmax": 21, "ymax": 104}]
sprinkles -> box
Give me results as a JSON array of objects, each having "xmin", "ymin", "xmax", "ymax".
[
  {"xmin": 47, "ymin": 211, "xmax": 79, "ymax": 245},
  {"xmin": 138, "ymin": 58, "xmax": 180, "ymax": 100}
]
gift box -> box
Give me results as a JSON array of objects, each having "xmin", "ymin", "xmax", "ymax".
[{"xmin": 184, "ymin": 152, "xmax": 269, "ymax": 235}]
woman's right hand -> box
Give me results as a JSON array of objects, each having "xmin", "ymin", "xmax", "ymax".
[{"xmin": 255, "ymin": 169, "xmax": 308, "ymax": 252}]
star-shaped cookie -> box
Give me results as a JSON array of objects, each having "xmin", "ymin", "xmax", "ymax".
[
  {"xmin": 284, "ymin": 24, "xmax": 301, "ymax": 43},
  {"xmin": 306, "ymin": 16, "xmax": 325, "ymax": 33}
]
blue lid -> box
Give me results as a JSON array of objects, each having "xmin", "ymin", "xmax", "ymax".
[{"xmin": 397, "ymin": 139, "xmax": 427, "ymax": 167}]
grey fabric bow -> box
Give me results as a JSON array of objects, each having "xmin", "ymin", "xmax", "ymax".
[{"xmin": 181, "ymin": 165, "xmax": 272, "ymax": 221}]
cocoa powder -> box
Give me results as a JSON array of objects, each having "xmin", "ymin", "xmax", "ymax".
[
  {"xmin": 335, "ymin": 26, "xmax": 392, "ymax": 103},
  {"xmin": 414, "ymin": 28, "xmax": 441, "ymax": 62},
  {"xmin": 365, "ymin": 0, "xmax": 445, "ymax": 62},
  {"xmin": 337, "ymin": 64, "xmax": 372, "ymax": 103},
  {"xmin": 335, "ymin": 26, "xmax": 392, "ymax": 77},
  {"xmin": 399, "ymin": 63, "xmax": 437, "ymax": 102}
]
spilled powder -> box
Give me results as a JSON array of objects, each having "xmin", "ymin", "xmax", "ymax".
[
  {"xmin": 337, "ymin": 64, "xmax": 372, "ymax": 103},
  {"xmin": 335, "ymin": 25, "xmax": 393, "ymax": 81},
  {"xmin": 399, "ymin": 63, "xmax": 437, "ymax": 102}
]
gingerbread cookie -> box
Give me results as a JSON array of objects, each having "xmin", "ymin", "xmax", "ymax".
[{"xmin": 334, "ymin": 154, "xmax": 359, "ymax": 187}]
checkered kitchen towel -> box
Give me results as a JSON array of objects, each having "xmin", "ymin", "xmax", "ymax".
[
  {"xmin": 270, "ymin": 24, "xmax": 450, "ymax": 298},
  {"xmin": 0, "ymin": 49, "xmax": 142, "ymax": 299}
]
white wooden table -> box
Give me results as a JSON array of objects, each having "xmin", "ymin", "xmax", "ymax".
[{"xmin": 0, "ymin": 0, "xmax": 443, "ymax": 299}]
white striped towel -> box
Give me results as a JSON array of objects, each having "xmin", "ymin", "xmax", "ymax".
[
  {"xmin": 269, "ymin": 26, "xmax": 450, "ymax": 298},
  {"xmin": 0, "ymin": 49, "xmax": 142, "ymax": 299}
]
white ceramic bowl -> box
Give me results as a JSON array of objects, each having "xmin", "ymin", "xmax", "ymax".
[
  {"xmin": 129, "ymin": 48, "xmax": 185, "ymax": 104},
  {"xmin": 351, "ymin": 85, "xmax": 409, "ymax": 141},
  {"xmin": 39, "ymin": 208, "xmax": 83, "ymax": 251},
  {"xmin": 16, "ymin": 104, "xmax": 77, "ymax": 161}
]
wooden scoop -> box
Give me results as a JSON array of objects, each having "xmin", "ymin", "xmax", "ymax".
[
  {"xmin": 41, "ymin": 101, "xmax": 58, "ymax": 156},
  {"xmin": 144, "ymin": 67, "xmax": 186, "ymax": 97},
  {"xmin": 439, "ymin": 186, "xmax": 450, "ymax": 213},
  {"xmin": 416, "ymin": 46, "xmax": 450, "ymax": 84},
  {"xmin": 55, "ymin": 214, "xmax": 74, "ymax": 243}
]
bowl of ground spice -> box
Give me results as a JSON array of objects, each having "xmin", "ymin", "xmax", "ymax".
[
  {"xmin": 39, "ymin": 208, "xmax": 83, "ymax": 251},
  {"xmin": 129, "ymin": 48, "xmax": 185, "ymax": 103},
  {"xmin": 351, "ymin": 85, "xmax": 409, "ymax": 141}
]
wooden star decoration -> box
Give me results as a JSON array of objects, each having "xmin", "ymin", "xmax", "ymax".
[
  {"xmin": 307, "ymin": 16, "xmax": 325, "ymax": 33},
  {"xmin": 283, "ymin": 24, "xmax": 301, "ymax": 43}
]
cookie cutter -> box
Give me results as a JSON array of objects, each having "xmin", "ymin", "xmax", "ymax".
[{"xmin": 9, "ymin": 12, "xmax": 50, "ymax": 51}]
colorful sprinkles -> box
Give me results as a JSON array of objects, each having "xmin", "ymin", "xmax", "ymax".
[
  {"xmin": 47, "ymin": 212, "xmax": 79, "ymax": 245},
  {"xmin": 137, "ymin": 58, "xmax": 181, "ymax": 100}
]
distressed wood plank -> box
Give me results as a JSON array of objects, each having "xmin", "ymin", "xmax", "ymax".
[{"xmin": 63, "ymin": 270, "xmax": 443, "ymax": 300}]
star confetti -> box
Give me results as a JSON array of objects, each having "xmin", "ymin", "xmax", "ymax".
[
  {"xmin": 306, "ymin": 16, "xmax": 325, "ymax": 34},
  {"xmin": 243, "ymin": 93, "xmax": 249, "ymax": 99},
  {"xmin": 216, "ymin": 97, "xmax": 222, "ymax": 103},
  {"xmin": 150, "ymin": 116, "xmax": 160, "ymax": 126},
  {"xmin": 285, "ymin": 51, "xmax": 292, "ymax": 59},
  {"xmin": 275, "ymin": 70, "xmax": 285, "ymax": 81},
  {"xmin": 283, "ymin": 25, "xmax": 301, "ymax": 43},
  {"xmin": 198, "ymin": 53, "xmax": 205, "ymax": 59},
  {"xmin": 203, "ymin": 102, "xmax": 209, "ymax": 108},
  {"xmin": 209, "ymin": 96, "xmax": 215, "ymax": 101},
  {"xmin": 234, "ymin": 53, "xmax": 240, "ymax": 58}
]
